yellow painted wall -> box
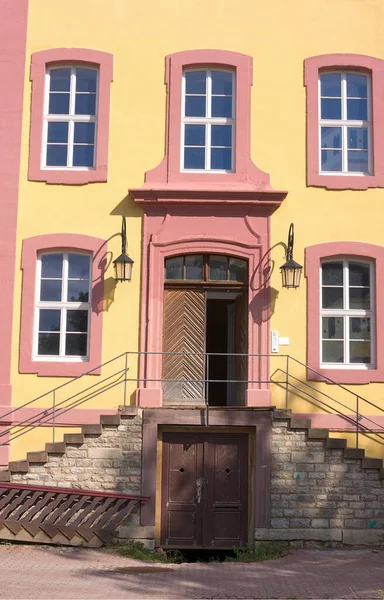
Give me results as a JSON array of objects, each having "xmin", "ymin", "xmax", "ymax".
[{"xmin": 10, "ymin": 0, "xmax": 384, "ymax": 458}]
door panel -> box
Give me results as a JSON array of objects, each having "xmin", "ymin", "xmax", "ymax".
[
  {"xmin": 235, "ymin": 292, "xmax": 248, "ymax": 405},
  {"xmin": 163, "ymin": 290, "xmax": 206, "ymax": 405},
  {"xmin": 162, "ymin": 433, "xmax": 248, "ymax": 548}
]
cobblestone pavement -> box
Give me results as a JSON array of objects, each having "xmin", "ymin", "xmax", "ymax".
[{"xmin": 0, "ymin": 545, "xmax": 383, "ymax": 599}]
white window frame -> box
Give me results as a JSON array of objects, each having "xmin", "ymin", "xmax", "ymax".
[
  {"xmin": 320, "ymin": 259, "xmax": 374, "ymax": 369},
  {"xmin": 42, "ymin": 65, "xmax": 98, "ymax": 171},
  {"xmin": 181, "ymin": 68, "xmax": 235, "ymax": 173},
  {"xmin": 33, "ymin": 251, "xmax": 91, "ymax": 362},
  {"xmin": 318, "ymin": 70, "xmax": 372, "ymax": 176}
]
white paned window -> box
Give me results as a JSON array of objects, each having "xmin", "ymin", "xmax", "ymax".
[
  {"xmin": 181, "ymin": 69, "xmax": 235, "ymax": 172},
  {"xmin": 43, "ymin": 67, "xmax": 98, "ymax": 169},
  {"xmin": 320, "ymin": 260, "xmax": 374, "ymax": 367},
  {"xmin": 34, "ymin": 252, "xmax": 91, "ymax": 360},
  {"xmin": 319, "ymin": 72, "xmax": 371, "ymax": 174}
]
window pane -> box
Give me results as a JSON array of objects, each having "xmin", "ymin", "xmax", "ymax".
[
  {"xmin": 184, "ymin": 147, "xmax": 205, "ymax": 169},
  {"xmin": 229, "ymin": 258, "xmax": 247, "ymax": 282},
  {"xmin": 348, "ymin": 128, "xmax": 368, "ymax": 150},
  {"xmin": 321, "ymin": 98, "xmax": 341, "ymax": 119},
  {"xmin": 73, "ymin": 145, "xmax": 95, "ymax": 167},
  {"xmin": 49, "ymin": 93, "xmax": 70, "ymax": 115},
  {"xmin": 322, "ymin": 316, "xmax": 344, "ymax": 340},
  {"xmin": 349, "ymin": 263, "xmax": 370, "ymax": 286},
  {"xmin": 46, "ymin": 145, "xmax": 68, "ymax": 167},
  {"xmin": 347, "ymin": 99, "xmax": 367, "ymax": 121},
  {"xmin": 38, "ymin": 333, "xmax": 60, "ymax": 356},
  {"xmin": 39, "ymin": 309, "xmax": 61, "ymax": 332},
  {"xmin": 40, "ymin": 280, "xmax": 62, "ymax": 302},
  {"xmin": 74, "ymin": 122, "xmax": 95, "ymax": 144},
  {"xmin": 65, "ymin": 333, "xmax": 87, "ymax": 356},
  {"xmin": 321, "ymin": 127, "xmax": 341, "ymax": 149},
  {"xmin": 41, "ymin": 254, "xmax": 63, "ymax": 278},
  {"xmin": 349, "ymin": 287, "xmax": 370, "ymax": 309},
  {"xmin": 322, "ymin": 287, "xmax": 343, "ymax": 309},
  {"xmin": 165, "ymin": 256, "xmax": 183, "ymax": 280},
  {"xmin": 321, "ymin": 150, "xmax": 342, "ymax": 172},
  {"xmin": 47, "ymin": 122, "xmax": 69, "ymax": 144},
  {"xmin": 211, "ymin": 125, "xmax": 232, "ymax": 147},
  {"xmin": 322, "ymin": 340, "xmax": 344, "ymax": 363},
  {"xmin": 185, "ymin": 96, "xmax": 206, "ymax": 117},
  {"xmin": 75, "ymin": 94, "xmax": 96, "ymax": 115},
  {"xmin": 350, "ymin": 341, "xmax": 371, "ymax": 364},
  {"xmin": 67, "ymin": 280, "xmax": 89, "ymax": 302},
  {"xmin": 185, "ymin": 255, "xmax": 203, "ymax": 280},
  {"xmin": 49, "ymin": 68, "xmax": 71, "ymax": 92},
  {"xmin": 211, "ymin": 96, "xmax": 232, "ymax": 118},
  {"xmin": 209, "ymin": 255, "xmax": 228, "ymax": 280},
  {"xmin": 76, "ymin": 68, "xmax": 97, "ymax": 92},
  {"xmin": 67, "ymin": 310, "xmax": 88, "ymax": 332},
  {"xmin": 348, "ymin": 150, "xmax": 368, "ymax": 173},
  {"xmin": 185, "ymin": 71, "xmax": 206, "ymax": 94},
  {"xmin": 320, "ymin": 73, "xmax": 341, "ymax": 97},
  {"xmin": 211, "ymin": 71, "xmax": 233, "ymax": 95},
  {"xmin": 350, "ymin": 317, "xmax": 371, "ymax": 340},
  {"xmin": 68, "ymin": 254, "xmax": 91, "ymax": 279},
  {"xmin": 347, "ymin": 74, "xmax": 367, "ymax": 98},
  {"xmin": 322, "ymin": 262, "xmax": 343, "ymax": 286},
  {"xmin": 184, "ymin": 124, "xmax": 205, "ymax": 146},
  {"xmin": 211, "ymin": 148, "xmax": 232, "ymax": 170}
]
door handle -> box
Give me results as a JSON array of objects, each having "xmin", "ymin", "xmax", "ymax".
[{"xmin": 196, "ymin": 478, "xmax": 203, "ymax": 504}]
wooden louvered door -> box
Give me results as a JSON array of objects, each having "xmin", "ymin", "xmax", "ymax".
[{"xmin": 163, "ymin": 289, "xmax": 206, "ymax": 405}]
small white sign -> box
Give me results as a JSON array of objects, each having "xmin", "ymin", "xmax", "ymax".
[
  {"xmin": 271, "ymin": 330, "xmax": 279, "ymax": 353},
  {"xmin": 279, "ymin": 337, "xmax": 290, "ymax": 346}
]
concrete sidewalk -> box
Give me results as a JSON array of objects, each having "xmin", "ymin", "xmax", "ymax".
[{"xmin": 0, "ymin": 545, "xmax": 383, "ymax": 599}]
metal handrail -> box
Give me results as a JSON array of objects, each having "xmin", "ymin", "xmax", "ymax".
[{"xmin": 0, "ymin": 350, "xmax": 383, "ymax": 451}]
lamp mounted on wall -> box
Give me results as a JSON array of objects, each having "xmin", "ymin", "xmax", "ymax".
[
  {"xmin": 113, "ymin": 216, "xmax": 134, "ymax": 282},
  {"xmin": 280, "ymin": 223, "xmax": 303, "ymax": 289}
]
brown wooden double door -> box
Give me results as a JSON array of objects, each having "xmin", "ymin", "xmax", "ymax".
[{"xmin": 161, "ymin": 432, "xmax": 248, "ymax": 548}]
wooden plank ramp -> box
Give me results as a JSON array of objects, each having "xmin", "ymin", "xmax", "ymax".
[{"xmin": 0, "ymin": 483, "xmax": 148, "ymax": 547}]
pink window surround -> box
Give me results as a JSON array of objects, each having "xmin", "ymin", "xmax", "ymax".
[
  {"xmin": 141, "ymin": 49, "xmax": 282, "ymax": 194},
  {"xmin": 304, "ymin": 54, "xmax": 384, "ymax": 190},
  {"xmin": 19, "ymin": 233, "xmax": 106, "ymax": 377},
  {"xmin": 305, "ymin": 241, "xmax": 384, "ymax": 383},
  {"xmin": 28, "ymin": 48, "xmax": 113, "ymax": 185}
]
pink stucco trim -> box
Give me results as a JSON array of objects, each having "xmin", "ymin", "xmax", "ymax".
[
  {"xmin": 304, "ymin": 54, "xmax": 384, "ymax": 190},
  {"xmin": 142, "ymin": 49, "xmax": 281, "ymax": 192},
  {"xmin": 28, "ymin": 48, "xmax": 113, "ymax": 185},
  {"xmin": 305, "ymin": 241, "xmax": 384, "ymax": 383},
  {"xmin": 0, "ymin": 0, "xmax": 28, "ymax": 408},
  {"xmin": 133, "ymin": 204, "xmax": 272, "ymax": 407},
  {"xmin": 295, "ymin": 412, "xmax": 384, "ymax": 432},
  {"xmin": 0, "ymin": 406, "xmax": 117, "ymax": 426},
  {"xmin": 19, "ymin": 233, "xmax": 106, "ymax": 376}
]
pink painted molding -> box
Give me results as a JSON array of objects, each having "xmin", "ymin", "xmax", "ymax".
[
  {"xmin": 0, "ymin": 0, "xmax": 29, "ymax": 408},
  {"xmin": 304, "ymin": 54, "xmax": 384, "ymax": 190},
  {"xmin": 19, "ymin": 233, "xmax": 106, "ymax": 377},
  {"xmin": 132, "ymin": 49, "xmax": 286, "ymax": 203},
  {"xmin": 295, "ymin": 412, "xmax": 384, "ymax": 432},
  {"xmin": 28, "ymin": 48, "xmax": 113, "ymax": 185},
  {"xmin": 305, "ymin": 241, "xmax": 384, "ymax": 383},
  {"xmin": 0, "ymin": 406, "xmax": 117, "ymax": 426}
]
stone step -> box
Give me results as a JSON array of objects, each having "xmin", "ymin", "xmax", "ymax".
[
  {"xmin": 326, "ymin": 438, "xmax": 347, "ymax": 449},
  {"xmin": 344, "ymin": 448, "xmax": 365, "ymax": 459},
  {"xmin": 9, "ymin": 461, "xmax": 29, "ymax": 473},
  {"xmin": 290, "ymin": 417, "xmax": 311, "ymax": 430},
  {"xmin": 27, "ymin": 451, "xmax": 48, "ymax": 464},
  {"xmin": 308, "ymin": 428, "xmax": 329, "ymax": 439},
  {"xmin": 45, "ymin": 442, "xmax": 66, "ymax": 454},
  {"xmin": 100, "ymin": 414, "xmax": 121, "ymax": 427},
  {"xmin": 362, "ymin": 457, "xmax": 383, "ymax": 469},
  {"xmin": 0, "ymin": 470, "xmax": 10, "ymax": 482},
  {"xmin": 119, "ymin": 406, "xmax": 138, "ymax": 418},
  {"xmin": 81, "ymin": 424, "xmax": 103, "ymax": 436},
  {"xmin": 273, "ymin": 409, "xmax": 292, "ymax": 420},
  {"xmin": 379, "ymin": 469, "xmax": 384, "ymax": 479},
  {"xmin": 63, "ymin": 434, "xmax": 84, "ymax": 445}
]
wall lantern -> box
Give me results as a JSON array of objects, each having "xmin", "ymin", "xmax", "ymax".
[
  {"xmin": 113, "ymin": 216, "xmax": 134, "ymax": 282},
  {"xmin": 280, "ymin": 223, "xmax": 303, "ymax": 289}
]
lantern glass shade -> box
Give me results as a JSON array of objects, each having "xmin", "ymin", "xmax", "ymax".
[
  {"xmin": 280, "ymin": 258, "xmax": 303, "ymax": 289},
  {"xmin": 113, "ymin": 253, "xmax": 134, "ymax": 282}
]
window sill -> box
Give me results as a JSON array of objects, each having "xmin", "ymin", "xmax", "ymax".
[
  {"xmin": 307, "ymin": 172, "xmax": 384, "ymax": 190},
  {"xmin": 19, "ymin": 360, "xmax": 100, "ymax": 377},
  {"xmin": 308, "ymin": 366, "xmax": 384, "ymax": 384},
  {"xmin": 28, "ymin": 166, "xmax": 107, "ymax": 185}
]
